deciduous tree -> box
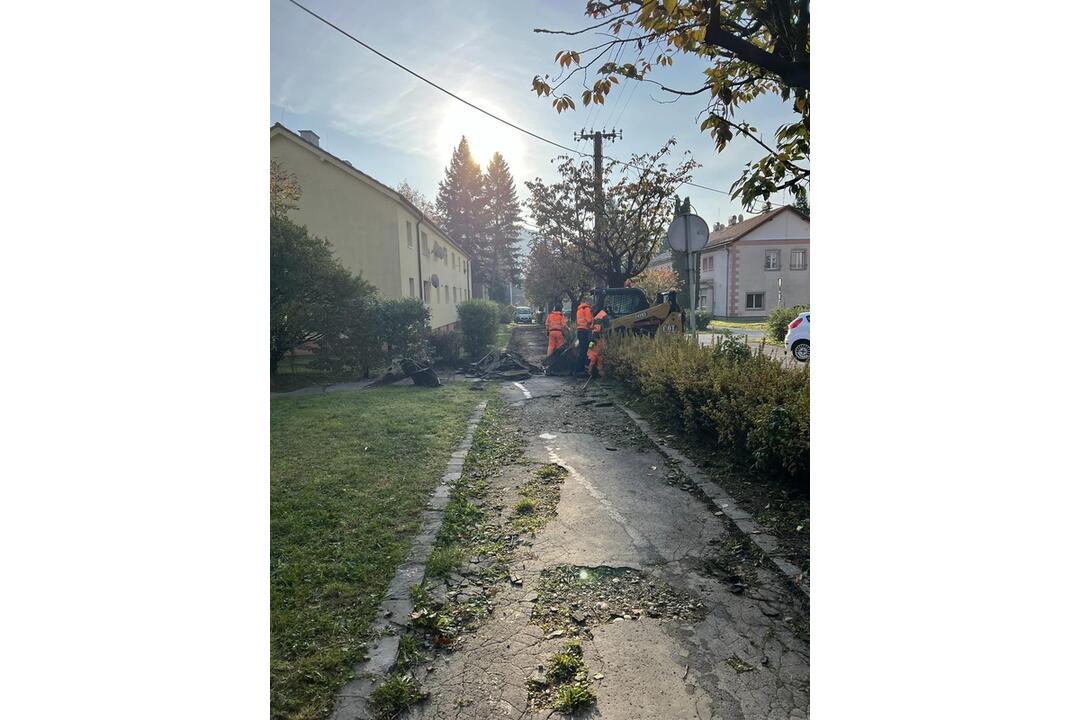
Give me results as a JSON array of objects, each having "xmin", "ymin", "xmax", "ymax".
[
  {"xmin": 525, "ymin": 140, "xmax": 699, "ymax": 288},
  {"xmin": 631, "ymin": 265, "xmax": 682, "ymax": 303},
  {"xmin": 532, "ymin": 0, "xmax": 809, "ymax": 209},
  {"xmin": 523, "ymin": 233, "xmax": 594, "ymax": 311},
  {"xmin": 271, "ymin": 160, "xmax": 301, "ymax": 219},
  {"xmin": 397, "ymin": 182, "xmax": 445, "ymax": 227},
  {"xmin": 270, "ymin": 215, "xmax": 363, "ymax": 374}
]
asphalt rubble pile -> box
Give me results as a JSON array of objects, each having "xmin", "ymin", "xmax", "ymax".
[
  {"xmin": 373, "ymin": 357, "xmax": 441, "ymax": 387},
  {"xmin": 466, "ymin": 350, "xmax": 542, "ymax": 381},
  {"xmin": 530, "ymin": 565, "xmax": 706, "ymax": 637}
]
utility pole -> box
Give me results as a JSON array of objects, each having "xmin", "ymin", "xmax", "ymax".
[{"xmin": 574, "ymin": 128, "xmax": 621, "ymax": 287}]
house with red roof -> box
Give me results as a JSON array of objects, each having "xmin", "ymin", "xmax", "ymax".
[{"xmin": 649, "ymin": 205, "xmax": 809, "ymax": 318}]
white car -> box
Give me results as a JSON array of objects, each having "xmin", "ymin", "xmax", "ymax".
[{"xmin": 784, "ymin": 311, "xmax": 810, "ymax": 362}]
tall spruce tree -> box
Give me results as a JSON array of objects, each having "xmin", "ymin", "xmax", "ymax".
[
  {"xmin": 436, "ymin": 137, "xmax": 487, "ymax": 297},
  {"xmin": 481, "ymin": 152, "xmax": 523, "ymax": 303}
]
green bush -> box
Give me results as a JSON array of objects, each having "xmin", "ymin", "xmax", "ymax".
[
  {"xmin": 457, "ymin": 299, "xmax": 500, "ymax": 359},
  {"xmin": 270, "ymin": 215, "xmax": 363, "ymax": 374},
  {"xmin": 379, "ymin": 298, "xmax": 432, "ymax": 360},
  {"xmin": 694, "ymin": 309, "xmax": 713, "ymax": 328},
  {"xmin": 431, "ymin": 330, "xmax": 463, "ymax": 365},
  {"xmin": 765, "ymin": 305, "xmax": 809, "ymax": 342},
  {"xmin": 499, "ymin": 304, "xmax": 516, "ymax": 324},
  {"xmin": 603, "ymin": 334, "xmax": 809, "ymax": 489}
]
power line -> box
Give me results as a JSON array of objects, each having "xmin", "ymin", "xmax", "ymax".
[
  {"xmin": 284, "ymin": 0, "xmax": 733, "ymax": 195},
  {"xmin": 284, "ymin": 0, "xmax": 580, "ymax": 157}
]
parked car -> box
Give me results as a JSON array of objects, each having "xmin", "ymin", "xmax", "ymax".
[
  {"xmin": 514, "ymin": 306, "xmax": 533, "ymax": 323},
  {"xmin": 784, "ymin": 311, "xmax": 810, "ymax": 362}
]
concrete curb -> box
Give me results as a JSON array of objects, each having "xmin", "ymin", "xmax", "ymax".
[
  {"xmin": 615, "ymin": 401, "xmax": 809, "ymax": 598},
  {"xmin": 330, "ymin": 400, "xmax": 489, "ymax": 720}
]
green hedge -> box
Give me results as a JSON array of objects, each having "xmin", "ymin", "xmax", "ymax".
[
  {"xmin": 603, "ymin": 334, "xmax": 809, "ymax": 488},
  {"xmin": 457, "ymin": 299, "xmax": 500, "ymax": 359},
  {"xmin": 765, "ymin": 305, "xmax": 809, "ymax": 342}
]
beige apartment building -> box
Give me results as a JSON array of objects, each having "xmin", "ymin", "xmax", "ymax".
[
  {"xmin": 650, "ymin": 205, "xmax": 809, "ymax": 318},
  {"xmin": 270, "ymin": 124, "xmax": 472, "ymax": 330}
]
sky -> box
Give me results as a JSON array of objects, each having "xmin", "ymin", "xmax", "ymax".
[{"xmin": 270, "ymin": 0, "xmax": 803, "ymax": 228}]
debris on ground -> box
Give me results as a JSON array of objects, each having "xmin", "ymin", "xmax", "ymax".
[
  {"xmin": 466, "ymin": 351, "xmax": 542, "ymax": 381},
  {"xmin": 530, "ymin": 565, "xmax": 705, "ymax": 636},
  {"xmin": 373, "ymin": 357, "xmax": 442, "ymax": 387},
  {"xmin": 541, "ymin": 343, "xmax": 579, "ymax": 376}
]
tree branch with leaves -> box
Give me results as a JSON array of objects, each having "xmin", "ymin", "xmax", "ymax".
[
  {"xmin": 526, "ymin": 140, "xmax": 699, "ymax": 288},
  {"xmin": 532, "ymin": 0, "xmax": 810, "ymax": 209}
]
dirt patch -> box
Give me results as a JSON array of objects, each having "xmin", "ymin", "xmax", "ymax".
[
  {"xmin": 510, "ymin": 463, "xmax": 566, "ymax": 534},
  {"xmin": 530, "ymin": 565, "xmax": 706, "ymax": 637}
]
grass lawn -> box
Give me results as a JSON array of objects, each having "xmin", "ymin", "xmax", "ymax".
[
  {"xmin": 271, "ymin": 355, "xmax": 354, "ymax": 393},
  {"xmin": 270, "ymin": 383, "xmax": 491, "ymax": 720},
  {"xmin": 707, "ymin": 319, "xmax": 769, "ymax": 332}
]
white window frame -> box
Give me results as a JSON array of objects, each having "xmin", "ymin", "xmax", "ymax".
[
  {"xmin": 406, "ymin": 222, "xmax": 413, "ymax": 247},
  {"xmin": 746, "ymin": 292, "xmax": 765, "ymax": 310},
  {"xmin": 790, "ymin": 248, "xmax": 807, "ymax": 271},
  {"xmin": 764, "ymin": 250, "xmax": 780, "ymax": 271}
]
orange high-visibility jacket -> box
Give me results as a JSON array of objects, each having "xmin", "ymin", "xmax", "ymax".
[
  {"xmin": 591, "ymin": 309, "xmax": 609, "ymax": 334},
  {"xmin": 575, "ymin": 303, "xmax": 593, "ymax": 329},
  {"xmin": 545, "ymin": 310, "xmax": 567, "ymax": 333}
]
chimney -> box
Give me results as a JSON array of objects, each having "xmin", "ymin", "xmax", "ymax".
[
  {"xmin": 713, "ymin": 222, "xmax": 721, "ymax": 231},
  {"xmin": 299, "ymin": 129, "xmax": 320, "ymax": 147},
  {"xmin": 738, "ymin": 214, "xmax": 744, "ymax": 223},
  {"xmin": 729, "ymin": 215, "xmax": 737, "ymax": 225}
]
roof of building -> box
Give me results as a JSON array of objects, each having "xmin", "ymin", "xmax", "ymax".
[
  {"xmin": 270, "ymin": 123, "xmax": 469, "ymax": 259},
  {"xmin": 704, "ymin": 205, "xmax": 808, "ymax": 250},
  {"xmin": 648, "ymin": 204, "xmax": 807, "ymax": 267}
]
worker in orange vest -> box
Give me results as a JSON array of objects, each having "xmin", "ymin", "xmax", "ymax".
[
  {"xmin": 587, "ymin": 308, "xmax": 609, "ymax": 376},
  {"xmin": 545, "ymin": 303, "xmax": 568, "ymax": 356},
  {"xmin": 586, "ymin": 339, "xmax": 601, "ymax": 377},
  {"xmin": 574, "ymin": 300, "xmax": 593, "ymax": 374}
]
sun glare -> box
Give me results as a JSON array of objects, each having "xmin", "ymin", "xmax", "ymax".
[{"xmin": 435, "ymin": 99, "xmax": 527, "ymax": 174}]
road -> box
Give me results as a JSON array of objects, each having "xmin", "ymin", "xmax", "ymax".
[
  {"xmin": 406, "ymin": 325, "xmax": 809, "ymax": 719},
  {"xmin": 697, "ymin": 331, "xmax": 805, "ymax": 366}
]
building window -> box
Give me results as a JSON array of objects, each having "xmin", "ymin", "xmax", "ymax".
[
  {"xmin": 444, "ymin": 286, "xmax": 449, "ymax": 303},
  {"xmin": 453, "ymin": 287, "xmax": 458, "ymax": 303},
  {"xmin": 791, "ymin": 249, "xmax": 807, "ymax": 270},
  {"xmin": 764, "ymin": 250, "xmax": 780, "ymax": 271},
  {"xmin": 408, "ymin": 278, "xmax": 415, "ymax": 297},
  {"xmin": 421, "ymin": 231, "xmax": 429, "ymax": 256},
  {"xmin": 702, "ymin": 255, "xmax": 714, "ymax": 272},
  {"xmin": 746, "ymin": 292, "xmax": 765, "ymax": 310},
  {"xmin": 423, "ymin": 280, "xmax": 431, "ymax": 303},
  {"xmin": 406, "ymin": 222, "xmax": 413, "ymax": 247}
]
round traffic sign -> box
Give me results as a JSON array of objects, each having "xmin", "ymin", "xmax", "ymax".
[{"xmin": 666, "ymin": 213, "xmax": 709, "ymax": 252}]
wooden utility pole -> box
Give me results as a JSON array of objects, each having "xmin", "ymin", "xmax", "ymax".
[{"xmin": 575, "ymin": 128, "xmax": 620, "ymax": 287}]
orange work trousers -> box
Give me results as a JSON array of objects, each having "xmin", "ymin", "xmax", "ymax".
[
  {"xmin": 547, "ymin": 330, "xmax": 566, "ymax": 355},
  {"xmin": 587, "ymin": 340, "xmax": 604, "ymax": 376}
]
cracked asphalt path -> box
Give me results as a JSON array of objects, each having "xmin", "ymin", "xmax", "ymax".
[{"xmin": 407, "ymin": 327, "xmax": 808, "ymax": 719}]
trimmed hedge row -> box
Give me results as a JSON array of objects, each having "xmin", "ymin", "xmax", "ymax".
[{"xmin": 602, "ymin": 333, "xmax": 809, "ymax": 488}]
